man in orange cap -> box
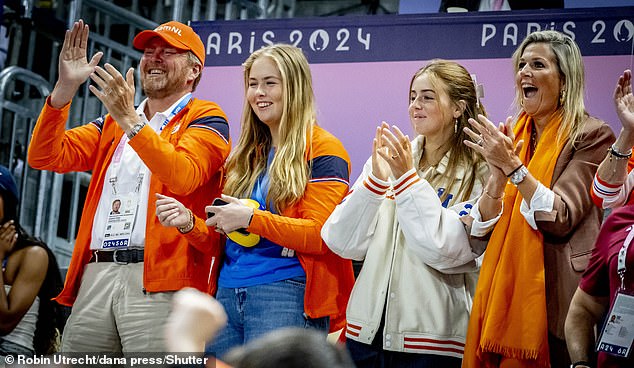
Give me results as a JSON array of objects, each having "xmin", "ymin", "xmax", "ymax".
[{"xmin": 27, "ymin": 19, "xmax": 231, "ymax": 352}]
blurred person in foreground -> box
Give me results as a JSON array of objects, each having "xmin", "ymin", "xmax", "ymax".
[{"xmin": 165, "ymin": 288, "xmax": 355, "ymax": 368}]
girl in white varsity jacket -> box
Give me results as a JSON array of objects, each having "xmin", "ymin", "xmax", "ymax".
[{"xmin": 322, "ymin": 60, "xmax": 497, "ymax": 368}]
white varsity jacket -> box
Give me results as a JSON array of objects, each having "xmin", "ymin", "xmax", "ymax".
[{"xmin": 322, "ymin": 136, "xmax": 491, "ymax": 358}]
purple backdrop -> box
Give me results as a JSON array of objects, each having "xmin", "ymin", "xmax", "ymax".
[{"xmin": 192, "ymin": 7, "xmax": 634, "ymax": 182}]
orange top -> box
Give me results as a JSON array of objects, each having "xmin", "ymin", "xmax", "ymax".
[
  {"xmin": 247, "ymin": 126, "xmax": 355, "ymax": 331},
  {"xmin": 188, "ymin": 125, "xmax": 355, "ymax": 332},
  {"xmin": 27, "ymin": 96, "xmax": 231, "ymax": 305},
  {"xmin": 464, "ymin": 113, "xmax": 564, "ymax": 367}
]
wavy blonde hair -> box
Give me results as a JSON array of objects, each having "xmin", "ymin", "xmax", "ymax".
[
  {"xmin": 411, "ymin": 59, "xmax": 487, "ymax": 203},
  {"xmin": 224, "ymin": 44, "xmax": 315, "ymax": 212},
  {"xmin": 512, "ymin": 30, "xmax": 588, "ymax": 145}
]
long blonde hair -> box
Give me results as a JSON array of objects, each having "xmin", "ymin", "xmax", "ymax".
[
  {"xmin": 411, "ymin": 60, "xmax": 487, "ymax": 203},
  {"xmin": 512, "ymin": 30, "xmax": 588, "ymax": 145},
  {"xmin": 224, "ymin": 44, "xmax": 315, "ymax": 212}
]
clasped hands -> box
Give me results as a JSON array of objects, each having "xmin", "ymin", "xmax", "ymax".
[
  {"xmin": 372, "ymin": 121, "xmax": 413, "ymax": 181},
  {"xmin": 463, "ymin": 114, "xmax": 523, "ymax": 178}
]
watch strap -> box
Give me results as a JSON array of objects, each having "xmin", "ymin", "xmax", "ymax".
[
  {"xmin": 126, "ymin": 122, "xmax": 146, "ymax": 140},
  {"xmin": 510, "ymin": 165, "xmax": 528, "ymax": 186}
]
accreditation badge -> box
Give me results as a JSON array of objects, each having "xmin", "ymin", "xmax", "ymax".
[
  {"xmin": 597, "ymin": 291, "xmax": 634, "ymax": 358},
  {"xmin": 100, "ymin": 193, "xmax": 140, "ymax": 249}
]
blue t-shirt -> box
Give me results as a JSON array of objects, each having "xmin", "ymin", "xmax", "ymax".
[{"xmin": 218, "ymin": 150, "xmax": 305, "ymax": 288}]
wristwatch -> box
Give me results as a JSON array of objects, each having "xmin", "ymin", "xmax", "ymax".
[
  {"xmin": 126, "ymin": 121, "xmax": 146, "ymax": 140},
  {"xmin": 509, "ymin": 164, "xmax": 529, "ymax": 186}
]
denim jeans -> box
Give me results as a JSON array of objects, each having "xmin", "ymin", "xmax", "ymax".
[
  {"xmin": 0, "ymin": 338, "xmax": 35, "ymax": 360},
  {"xmin": 205, "ymin": 277, "xmax": 329, "ymax": 359}
]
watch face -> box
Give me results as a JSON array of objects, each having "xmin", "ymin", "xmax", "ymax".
[{"xmin": 511, "ymin": 166, "xmax": 528, "ymax": 185}]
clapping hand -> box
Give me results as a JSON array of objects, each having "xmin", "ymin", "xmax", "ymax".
[
  {"xmin": 615, "ymin": 70, "xmax": 634, "ymax": 141},
  {"xmin": 463, "ymin": 114, "xmax": 523, "ymax": 176},
  {"xmin": 89, "ymin": 64, "xmax": 138, "ymax": 131},
  {"xmin": 373, "ymin": 122, "xmax": 413, "ymax": 180},
  {"xmin": 371, "ymin": 122, "xmax": 392, "ymax": 181},
  {"xmin": 50, "ymin": 19, "xmax": 103, "ymax": 108}
]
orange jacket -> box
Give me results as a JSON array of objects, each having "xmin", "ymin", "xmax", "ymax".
[
  {"xmin": 242, "ymin": 126, "xmax": 354, "ymax": 332},
  {"xmin": 27, "ymin": 97, "xmax": 231, "ymax": 306},
  {"xmin": 188, "ymin": 125, "xmax": 355, "ymax": 332}
]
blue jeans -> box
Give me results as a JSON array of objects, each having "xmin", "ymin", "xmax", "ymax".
[
  {"xmin": 205, "ymin": 277, "xmax": 329, "ymax": 359},
  {"xmin": 0, "ymin": 338, "xmax": 35, "ymax": 358}
]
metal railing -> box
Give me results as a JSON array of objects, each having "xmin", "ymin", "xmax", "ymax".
[
  {"xmin": 0, "ymin": 66, "xmax": 54, "ymax": 246},
  {"xmin": 0, "ymin": 0, "xmax": 303, "ymax": 266}
]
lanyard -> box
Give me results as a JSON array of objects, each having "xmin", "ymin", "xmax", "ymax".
[
  {"xmin": 253, "ymin": 149, "xmax": 276, "ymax": 213},
  {"xmin": 158, "ymin": 93, "xmax": 192, "ymax": 133},
  {"xmin": 113, "ymin": 93, "xmax": 192, "ymax": 165},
  {"xmin": 618, "ymin": 225, "xmax": 634, "ymax": 291}
]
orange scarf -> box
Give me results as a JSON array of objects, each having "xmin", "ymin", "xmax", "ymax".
[{"xmin": 463, "ymin": 112, "xmax": 564, "ymax": 368}]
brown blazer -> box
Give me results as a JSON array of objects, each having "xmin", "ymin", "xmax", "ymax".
[{"xmin": 537, "ymin": 116, "xmax": 614, "ymax": 339}]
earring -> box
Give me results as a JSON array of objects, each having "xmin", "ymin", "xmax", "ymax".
[
  {"xmin": 559, "ymin": 90, "xmax": 566, "ymax": 106},
  {"xmin": 454, "ymin": 118, "xmax": 458, "ymax": 134}
]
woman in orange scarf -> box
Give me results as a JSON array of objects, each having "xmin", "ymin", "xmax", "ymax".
[{"xmin": 461, "ymin": 30, "xmax": 615, "ymax": 368}]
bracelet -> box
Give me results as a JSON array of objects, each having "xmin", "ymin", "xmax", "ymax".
[
  {"xmin": 506, "ymin": 163, "xmax": 524, "ymax": 178},
  {"xmin": 483, "ymin": 188, "xmax": 504, "ymax": 200},
  {"xmin": 608, "ymin": 144, "xmax": 632, "ymax": 159},
  {"xmin": 177, "ymin": 209, "xmax": 194, "ymax": 234}
]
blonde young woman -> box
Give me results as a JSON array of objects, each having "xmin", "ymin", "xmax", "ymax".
[
  {"xmin": 155, "ymin": 44, "xmax": 354, "ymax": 358},
  {"xmin": 462, "ymin": 30, "xmax": 615, "ymax": 368},
  {"xmin": 321, "ymin": 60, "xmax": 491, "ymax": 368}
]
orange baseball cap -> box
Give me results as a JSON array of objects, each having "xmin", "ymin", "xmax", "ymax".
[{"xmin": 133, "ymin": 21, "xmax": 205, "ymax": 65}]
